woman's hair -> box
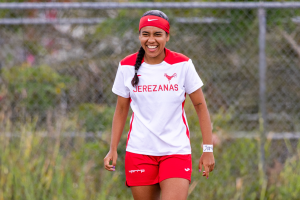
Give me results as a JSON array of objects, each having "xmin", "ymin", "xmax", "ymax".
[{"xmin": 131, "ymin": 10, "xmax": 169, "ymax": 87}]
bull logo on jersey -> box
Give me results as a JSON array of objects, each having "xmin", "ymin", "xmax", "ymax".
[{"xmin": 164, "ymin": 73, "xmax": 177, "ymax": 84}]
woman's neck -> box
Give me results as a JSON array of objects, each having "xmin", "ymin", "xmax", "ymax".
[{"xmin": 144, "ymin": 50, "xmax": 165, "ymax": 65}]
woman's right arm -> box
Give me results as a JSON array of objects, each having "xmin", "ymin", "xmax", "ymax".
[{"xmin": 104, "ymin": 95, "xmax": 130, "ymax": 171}]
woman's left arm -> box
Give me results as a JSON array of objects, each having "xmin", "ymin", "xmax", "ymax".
[{"xmin": 189, "ymin": 88, "xmax": 215, "ymax": 178}]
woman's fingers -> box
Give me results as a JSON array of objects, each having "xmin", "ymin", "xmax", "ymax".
[
  {"xmin": 104, "ymin": 155, "xmax": 116, "ymax": 171},
  {"xmin": 105, "ymin": 165, "xmax": 115, "ymax": 171},
  {"xmin": 202, "ymin": 163, "xmax": 215, "ymax": 178},
  {"xmin": 104, "ymin": 157, "xmax": 111, "ymax": 170},
  {"xmin": 198, "ymin": 152, "xmax": 215, "ymax": 178},
  {"xmin": 199, "ymin": 161, "xmax": 202, "ymax": 172},
  {"xmin": 112, "ymin": 154, "xmax": 118, "ymax": 166},
  {"xmin": 105, "ymin": 163, "xmax": 115, "ymax": 171},
  {"xmin": 204, "ymin": 165, "xmax": 210, "ymax": 178},
  {"xmin": 210, "ymin": 163, "xmax": 215, "ymax": 172}
]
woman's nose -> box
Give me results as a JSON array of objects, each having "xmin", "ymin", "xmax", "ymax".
[{"xmin": 148, "ymin": 35, "xmax": 155, "ymax": 43}]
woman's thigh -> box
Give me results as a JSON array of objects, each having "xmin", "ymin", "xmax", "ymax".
[
  {"xmin": 159, "ymin": 178, "xmax": 189, "ymax": 200},
  {"xmin": 130, "ymin": 184, "xmax": 161, "ymax": 200}
]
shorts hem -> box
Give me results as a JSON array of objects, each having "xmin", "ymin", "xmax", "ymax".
[
  {"xmin": 159, "ymin": 177, "xmax": 191, "ymax": 184},
  {"xmin": 125, "ymin": 180, "xmax": 159, "ymax": 187}
]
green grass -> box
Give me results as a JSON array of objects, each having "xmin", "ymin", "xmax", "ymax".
[
  {"xmin": 2, "ymin": 131, "xmax": 300, "ymax": 200},
  {"xmin": 1, "ymin": 100, "xmax": 300, "ymax": 199},
  {"xmin": 0, "ymin": 131, "xmax": 132, "ymax": 200}
]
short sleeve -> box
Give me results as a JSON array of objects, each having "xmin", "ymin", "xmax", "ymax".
[
  {"xmin": 184, "ymin": 59, "xmax": 204, "ymax": 94},
  {"xmin": 112, "ymin": 63, "xmax": 130, "ymax": 98}
]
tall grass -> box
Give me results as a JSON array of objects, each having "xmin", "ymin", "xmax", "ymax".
[
  {"xmin": 1, "ymin": 99, "xmax": 300, "ymax": 199},
  {"xmin": 0, "ymin": 115, "xmax": 132, "ymax": 200}
]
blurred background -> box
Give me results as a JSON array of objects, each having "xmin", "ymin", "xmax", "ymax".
[{"xmin": 1, "ymin": 0, "xmax": 300, "ymax": 199}]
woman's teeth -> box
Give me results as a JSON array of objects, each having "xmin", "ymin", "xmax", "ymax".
[{"xmin": 148, "ymin": 46, "xmax": 157, "ymax": 49}]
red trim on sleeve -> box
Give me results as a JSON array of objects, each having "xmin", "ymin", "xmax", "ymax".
[
  {"xmin": 164, "ymin": 48, "xmax": 189, "ymax": 65},
  {"xmin": 120, "ymin": 53, "xmax": 138, "ymax": 66},
  {"xmin": 181, "ymin": 99, "xmax": 190, "ymax": 139},
  {"xmin": 120, "ymin": 52, "xmax": 146, "ymax": 66},
  {"xmin": 126, "ymin": 112, "xmax": 134, "ymax": 147}
]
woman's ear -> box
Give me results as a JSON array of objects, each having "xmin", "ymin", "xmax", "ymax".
[{"xmin": 166, "ymin": 33, "xmax": 170, "ymax": 42}]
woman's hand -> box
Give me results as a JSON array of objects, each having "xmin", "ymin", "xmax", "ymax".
[
  {"xmin": 199, "ymin": 152, "xmax": 215, "ymax": 178},
  {"xmin": 104, "ymin": 150, "xmax": 118, "ymax": 171}
]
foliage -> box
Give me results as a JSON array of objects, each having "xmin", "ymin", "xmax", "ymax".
[
  {"xmin": 269, "ymin": 148, "xmax": 300, "ymax": 200},
  {"xmin": 0, "ymin": 128, "xmax": 131, "ymax": 200},
  {"xmin": 1, "ymin": 65, "xmax": 75, "ymax": 112},
  {"xmin": 76, "ymin": 103, "xmax": 115, "ymax": 132},
  {"xmin": 0, "ymin": 101, "xmax": 299, "ymax": 199},
  {"xmin": 185, "ymin": 95, "xmax": 232, "ymax": 133},
  {"xmin": 1, "ymin": 117, "xmax": 299, "ymax": 199},
  {"xmin": 195, "ymin": 139, "xmax": 259, "ymax": 199}
]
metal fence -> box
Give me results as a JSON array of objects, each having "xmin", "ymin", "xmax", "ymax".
[
  {"xmin": 1, "ymin": 2, "xmax": 299, "ymax": 134},
  {"xmin": 1, "ymin": 2, "xmax": 300, "ymax": 200}
]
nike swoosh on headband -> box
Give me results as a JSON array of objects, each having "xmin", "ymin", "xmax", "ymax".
[{"xmin": 148, "ymin": 18, "xmax": 158, "ymax": 21}]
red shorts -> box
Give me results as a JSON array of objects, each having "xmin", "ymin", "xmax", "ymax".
[{"xmin": 125, "ymin": 151, "xmax": 192, "ymax": 187}]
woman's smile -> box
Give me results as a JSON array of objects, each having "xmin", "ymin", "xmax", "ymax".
[{"xmin": 147, "ymin": 45, "xmax": 158, "ymax": 52}]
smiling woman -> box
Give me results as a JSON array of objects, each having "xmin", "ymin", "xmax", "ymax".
[{"xmin": 104, "ymin": 10, "xmax": 215, "ymax": 200}]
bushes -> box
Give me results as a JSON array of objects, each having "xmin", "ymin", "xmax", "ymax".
[
  {"xmin": 77, "ymin": 103, "xmax": 115, "ymax": 132},
  {"xmin": 1, "ymin": 127, "xmax": 300, "ymax": 199},
  {"xmin": 0, "ymin": 64, "xmax": 120, "ymax": 134},
  {"xmin": 1, "ymin": 65, "xmax": 74, "ymax": 119},
  {"xmin": 0, "ymin": 96, "xmax": 300, "ymax": 199},
  {"xmin": 271, "ymin": 152, "xmax": 300, "ymax": 199}
]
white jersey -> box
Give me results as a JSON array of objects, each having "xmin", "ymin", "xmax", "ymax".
[{"xmin": 112, "ymin": 48, "xmax": 203, "ymax": 156}]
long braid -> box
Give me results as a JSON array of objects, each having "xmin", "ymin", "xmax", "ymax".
[{"xmin": 131, "ymin": 46, "xmax": 145, "ymax": 87}]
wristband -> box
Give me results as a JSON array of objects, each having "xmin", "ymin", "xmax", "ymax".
[{"xmin": 203, "ymin": 145, "xmax": 213, "ymax": 152}]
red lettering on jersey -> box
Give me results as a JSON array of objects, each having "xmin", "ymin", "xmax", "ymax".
[
  {"xmin": 153, "ymin": 85, "xmax": 157, "ymax": 92},
  {"xmin": 175, "ymin": 84, "xmax": 178, "ymax": 91},
  {"xmin": 134, "ymin": 84, "xmax": 179, "ymax": 92},
  {"xmin": 164, "ymin": 84, "xmax": 168, "ymax": 91},
  {"xmin": 158, "ymin": 85, "xmax": 163, "ymax": 91},
  {"xmin": 169, "ymin": 84, "xmax": 174, "ymax": 91}
]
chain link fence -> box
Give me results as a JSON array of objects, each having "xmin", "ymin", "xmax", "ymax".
[{"xmin": 1, "ymin": 2, "xmax": 300, "ymax": 200}]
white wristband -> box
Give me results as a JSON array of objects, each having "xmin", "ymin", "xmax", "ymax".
[{"xmin": 203, "ymin": 145, "xmax": 213, "ymax": 152}]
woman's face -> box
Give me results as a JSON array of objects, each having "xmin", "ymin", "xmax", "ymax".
[{"xmin": 139, "ymin": 26, "xmax": 169, "ymax": 61}]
